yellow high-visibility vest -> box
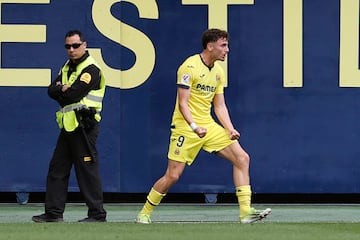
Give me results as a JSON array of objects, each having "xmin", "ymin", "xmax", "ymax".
[{"xmin": 55, "ymin": 56, "xmax": 106, "ymax": 132}]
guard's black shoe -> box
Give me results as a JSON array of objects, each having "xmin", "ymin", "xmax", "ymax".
[
  {"xmin": 32, "ymin": 213, "xmax": 63, "ymax": 223},
  {"xmin": 78, "ymin": 217, "xmax": 107, "ymax": 223}
]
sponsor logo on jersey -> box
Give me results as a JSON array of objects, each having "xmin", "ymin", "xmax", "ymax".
[{"xmin": 196, "ymin": 84, "xmax": 216, "ymax": 92}]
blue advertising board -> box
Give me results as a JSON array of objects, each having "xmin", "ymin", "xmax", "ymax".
[{"xmin": 1, "ymin": 0, "xmax": 360, "ymax": 194}]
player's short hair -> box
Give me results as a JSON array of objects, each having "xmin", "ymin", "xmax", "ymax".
[
  {"xmin": 65, "ymin": 30, "xmax": 86, "ymax": 42},
  {"xmin": 201, "ymin": 29, "xmax": 229, "ymax": 49}
]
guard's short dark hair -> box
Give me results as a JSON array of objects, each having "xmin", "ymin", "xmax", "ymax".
[
  {"xmin": 65, "ymin": 30, "xmax": 86, "ymax": 42},
  {"xmin": 201, "ymin": 29, "xmax": 229, "ymax": 49}
]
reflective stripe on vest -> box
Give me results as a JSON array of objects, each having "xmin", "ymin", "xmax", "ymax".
[
  {"xmin": 59, "ymin": 93, "xmax": 103, "ymax": 113},
  {"xmin": 85, "ymin": 93, "xmax": 103, "ymax": 103},
  {"xmin": 59, "ymin": 104, "xmax": 85, "ymax": 113}
]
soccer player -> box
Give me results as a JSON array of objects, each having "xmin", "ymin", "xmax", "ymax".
[{"xmin": 135, "ymin": 28, "xmax": 271, "ymax": 224}]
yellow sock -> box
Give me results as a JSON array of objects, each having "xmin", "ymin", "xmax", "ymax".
[
  {"xmin": 140, "ymin": 188, "xmax": 166, "ymax": 216},
  {"xmin": 236, "ymin": 185, "xmax": 252, "ymax": 217}
]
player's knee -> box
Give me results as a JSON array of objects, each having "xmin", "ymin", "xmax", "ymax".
[
  {"xmin": 165, "ymin": 172, "xmax": 181, "ymax": 184},
  {"xmin": 239, "ymin": 152, "xmax": 250, "ymax": 167}
]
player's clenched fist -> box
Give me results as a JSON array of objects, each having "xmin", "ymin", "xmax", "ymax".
[{"xmin": 194, "ymin": 127, "xmax": 207, "ymax": 138}]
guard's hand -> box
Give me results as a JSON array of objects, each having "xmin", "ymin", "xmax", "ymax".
[
  {"xmin": 194, "ymin": 127, "xmax": 207, "ymax": 138},
  {"xmin": 229, "ymin": 129, "xmax": 240, "ymax": 140},
  {"xmin": 61, "ymin": 84, "xmax": 71, "ymax": 92}
]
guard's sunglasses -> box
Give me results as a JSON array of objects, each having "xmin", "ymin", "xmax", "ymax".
[{"xmin": 64, "ymin": 42, "xmax": 83, "ymax": 49}]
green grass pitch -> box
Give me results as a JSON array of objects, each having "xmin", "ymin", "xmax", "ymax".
[{"xmin": 0, "ymin": 204, "xmax": 360, "ymax": 240}]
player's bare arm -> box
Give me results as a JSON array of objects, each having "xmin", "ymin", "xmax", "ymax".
[
  {"xmin": 213, "ymin": 93, "xmax": 240, "ymax": 140},
  {"xmin": 177, "ymin": 87, "xmax": 207, "ymax": 138}
]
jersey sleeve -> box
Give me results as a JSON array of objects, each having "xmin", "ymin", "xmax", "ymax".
[
  {"xmin": 215, "ymin": 66, "xmax": 225, "ymax": 94},
  {"xmin": 176, "ymin": 61, "xmax": 193, "ymax": 89}
]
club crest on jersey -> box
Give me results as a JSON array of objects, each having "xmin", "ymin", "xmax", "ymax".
[
  {"xmin": 216, "ymin": 74, "xmax": 221, "ymax": 82},
  {"xmin": 181, "ymin": 73, "xmax": 190, "ymax": 85}
]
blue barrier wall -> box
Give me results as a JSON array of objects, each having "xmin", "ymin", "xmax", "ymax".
[{"xmin": 1, "ymin": 0, "xmax": 360, "ymax": 194}]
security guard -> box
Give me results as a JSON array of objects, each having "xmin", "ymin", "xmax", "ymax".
[{"xmin": 32, "ymin": 30, "xmax": 107, "ymax": 223}]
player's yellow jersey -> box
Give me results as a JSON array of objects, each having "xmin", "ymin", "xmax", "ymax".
[{"xmin": 171, "ymin": 54, "xmax": 225, "ymax": 127}]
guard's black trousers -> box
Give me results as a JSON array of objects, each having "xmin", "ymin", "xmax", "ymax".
[{"xmin": 44, "ymin": 124, "xmax": 106, "ymax": 219}]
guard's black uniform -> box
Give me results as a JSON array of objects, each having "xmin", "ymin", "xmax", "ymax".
[{"xmin": 45, "ymin": 51, "xmax": 106, "ymax": 220}]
